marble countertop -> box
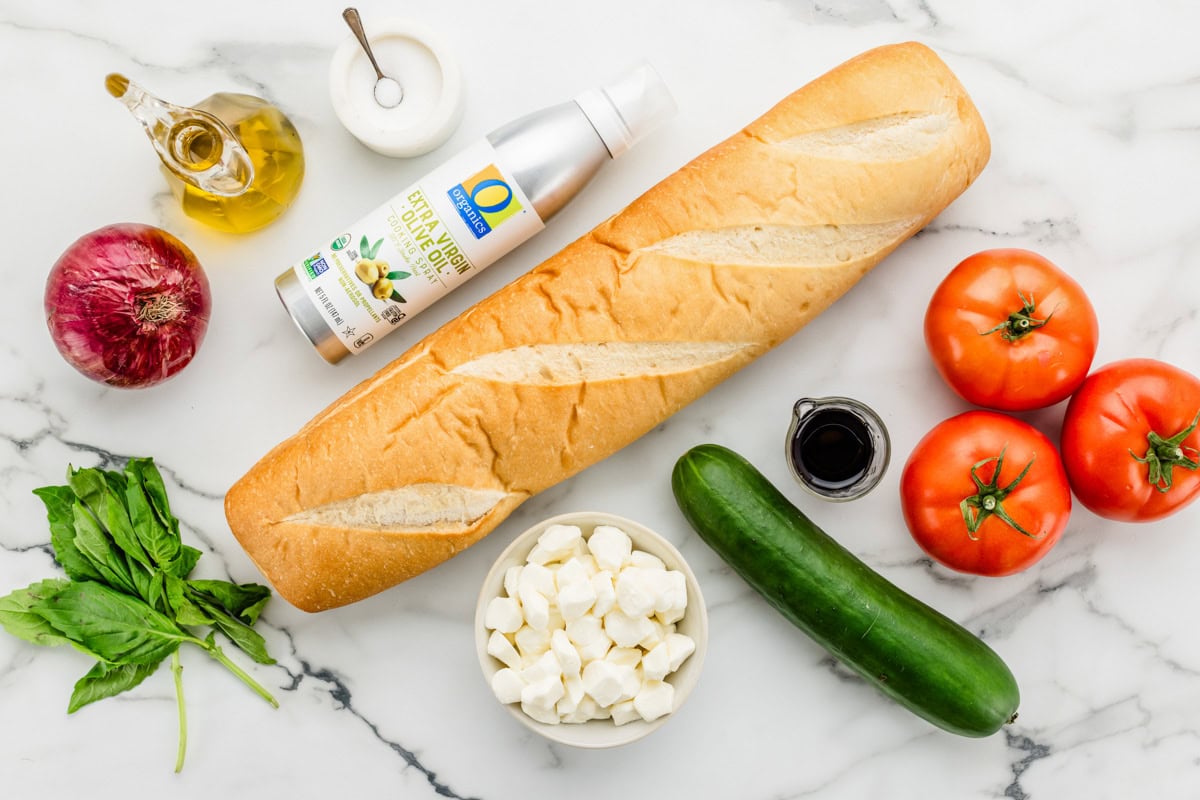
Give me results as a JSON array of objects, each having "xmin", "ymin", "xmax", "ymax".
[{"xmin": 3, "ymin": 1, "xmax": 1199, "ymax": 797}]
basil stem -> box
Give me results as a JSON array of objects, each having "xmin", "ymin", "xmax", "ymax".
[{"xmin": 172, "ymin": 649, "xmax": 187, "ymax": 774}]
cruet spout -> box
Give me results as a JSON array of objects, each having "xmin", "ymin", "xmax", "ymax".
[{"xmin": 105, "ymin": 73, "xmax": 254, "ymax": 197}]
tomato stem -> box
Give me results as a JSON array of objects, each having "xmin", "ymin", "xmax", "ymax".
[
  {"xmin": 959, "ymin": 448, "xmax": 1042, "ymax": 539},
  {"xmin": 1131, "ymin": 409, "xmax": 1200, "ymax": 493},
  {"xmin": 980, "ymin": 291, "xmax": 1052, "ymax": 342}
]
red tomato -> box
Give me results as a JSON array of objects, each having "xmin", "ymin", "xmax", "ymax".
[
  {"xmin": 924, "ymin": 249, "xmax": 1099, "ymax": 411},
  {"xmin": 901, "ymin": 410, "xmax": 1072, "ymax": 576},
  {"xmin": 1060, "ymin": 358, "xmax": 1200, "ymax": 522}
]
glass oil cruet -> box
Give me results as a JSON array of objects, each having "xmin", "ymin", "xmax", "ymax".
[{"xmin": 105, "ymin": 73, "xmax": 305, "ymax": 233}]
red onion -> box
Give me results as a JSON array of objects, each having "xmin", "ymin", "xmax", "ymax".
[{"xmin": 45, "ymin": 223, "xmax": 211, "ymax": 388}]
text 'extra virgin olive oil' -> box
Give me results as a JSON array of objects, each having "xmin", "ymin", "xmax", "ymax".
[{"xmin": 786, "ymin": 397, "xmax": 891, "ymax": 501}]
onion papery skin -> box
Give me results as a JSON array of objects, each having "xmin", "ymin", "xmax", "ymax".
[{"xmin": 44, "ymin": 223, "xmax": 211, "ymax": 388}]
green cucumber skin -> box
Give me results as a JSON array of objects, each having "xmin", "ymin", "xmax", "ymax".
[{"xmin": 672, "ymin": 444, "xmax": 1019, "ymax": 738}]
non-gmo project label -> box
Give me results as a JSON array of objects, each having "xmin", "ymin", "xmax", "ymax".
[{"xmin": 303, "ymin": 255, "xmax": 329, "ymax": 280}]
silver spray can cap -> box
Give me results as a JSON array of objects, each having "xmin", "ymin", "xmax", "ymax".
[{"xmin": 574, "ymin": 61, "xmax": 676, "ymax": 159}]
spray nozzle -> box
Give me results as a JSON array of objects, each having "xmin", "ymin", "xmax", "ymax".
[{"xmin": 575, "ymin": 62, "xmax": 676, "ymax": 159}]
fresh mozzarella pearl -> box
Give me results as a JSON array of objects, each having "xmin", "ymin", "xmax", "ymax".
[{"xmin": 487, "ymin": 630, "xmax": 521, "ymax": 670}]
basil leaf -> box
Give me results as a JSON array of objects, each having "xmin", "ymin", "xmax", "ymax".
[
  {"xmin": 32, "ymin": 581, "xmax": 187, "ymax": 665},
  {"xmin": 144, "ymin": 569, "xmax": 169, "ymax": 617},
  {"xmin": 71, "ymin": 502, "xmax": 139, "ymax": 597},
  {"xmin": 212, "ymin": 616, "xmax": 273, "ymax": 665},
  {"xmin": 191, "ymin": 596, "xmax": 274, "ymax": 665},
  {"xmin": 124, "ymin": 459, "xmax": 182, "ymax": 567},
  {"xmin": 102, "ymin": 469, "xmax": 128, "ymax": 499},
  {"xmin": 187, "ymin": 580, "xmax": 271, "ymax": 625},
  {"xmin": 0, "ymin": 579, "xmax": 91, "ymax": 651},
  {"xmin": 127, "ymin": 559, "xmax": 170, "ymax": 614},
  {"xmin": 33, "ymin": 486, "xmax": 103, "ymax": 583},
  {"xmin": 164, "ymin": 575, "xmax": 212, "ymax": 627},
  {"xmin": 70, "ymin": 466, "xmax": 152, "ymax": 569},
  {"xmin": 65, "ymin": 465, "xmax": 107, "ymax": 506},
  {"xmin": 68, "ymin": 660, "xmax": 160, "ymax": 714},
  {"xmin": 126, "ymin": 459, "xmax": 181, "ymax": 540},
  {"xmin": 163, "ymin": 545, "xmax": 202, "ymax": 580}
]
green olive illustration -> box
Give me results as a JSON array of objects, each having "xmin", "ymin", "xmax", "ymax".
[
  {"xmin": 355, "ymin": 259, "xmax": 381, "ymax": 284},
  {"xmin": 372, "ymin": 277, "xmax": 394, "ymax": 299}
]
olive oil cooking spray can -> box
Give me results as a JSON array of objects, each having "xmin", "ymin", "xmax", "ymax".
[{"xmin": 275, "ymin": 63, "xmax": 675, "ymax": 363}]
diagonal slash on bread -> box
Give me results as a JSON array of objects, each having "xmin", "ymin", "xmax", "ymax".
[{"xmin": 225, "ymin": 42, "xmax": 991, "ymax": 611}]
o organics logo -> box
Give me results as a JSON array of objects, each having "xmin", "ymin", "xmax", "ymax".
[
  {"xmin": 330, "ymin": 234, "xmax": 351, "ymax": 251},
  {"xmin": 448, "ymin": 164, "xmax": 522, "ymax": 240}
]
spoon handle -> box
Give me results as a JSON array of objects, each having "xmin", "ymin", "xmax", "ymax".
[{"xmin": 342, "ymin": 7, "xmax": 386, "ymax": 80}]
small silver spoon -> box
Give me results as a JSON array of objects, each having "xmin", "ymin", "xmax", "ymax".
[{"xmin": 342, "ymin": 7, "xmax": 404, "ymax": 108}]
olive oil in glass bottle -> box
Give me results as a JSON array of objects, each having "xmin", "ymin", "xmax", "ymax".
[{"xmin": 106, "ymin": 73, "xmax": 305, "ymax": 233}]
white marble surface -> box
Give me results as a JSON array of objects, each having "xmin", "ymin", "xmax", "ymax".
[{"xmin": 3, "ymin": 1, "xmax": 1200, "ymax": 797}]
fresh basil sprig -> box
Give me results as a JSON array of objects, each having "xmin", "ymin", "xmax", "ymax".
[{"xmin": 0, "ymin": 458, "xmax": 278, "ymax": 772}]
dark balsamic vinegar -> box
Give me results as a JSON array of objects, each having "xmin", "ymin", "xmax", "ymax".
[{"xmin": 790, "ymin": 408, "xmax": 873, "ymax": 491}]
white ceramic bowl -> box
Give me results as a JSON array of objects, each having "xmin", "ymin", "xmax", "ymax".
[
  {"xmin": 475, "ymin": 511, "xmax": 708, "ymax": 748},
  {"xmin": 328, "ymin": 18, "xmax": 464, "ymax": 157}
]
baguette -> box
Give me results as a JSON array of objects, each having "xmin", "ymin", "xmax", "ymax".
[{"xmin": 226, "ymin": 42, "xmax": 990, "ymax": 611}]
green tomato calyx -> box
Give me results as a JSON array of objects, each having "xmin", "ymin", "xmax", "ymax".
[
  {"xmin": 981, "ymin": 291, "xmax": 1053, "ymax": 343},
  {"xmin": 1132, "ymin": 409, "xmax": 1200, "ymax": 493},
  {"xmin": 959, "ymin": 447, "xmax": 1041, "ymax": 540}
]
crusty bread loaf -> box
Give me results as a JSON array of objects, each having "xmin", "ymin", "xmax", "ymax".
[{"xmin": 226, "ymin": 42, "xmax": 990, "ymax": 611}]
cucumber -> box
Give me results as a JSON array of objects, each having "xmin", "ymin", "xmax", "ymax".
[{"xmin": 672, "ymin": 443, "xmax": 1019, "ymax": 737}]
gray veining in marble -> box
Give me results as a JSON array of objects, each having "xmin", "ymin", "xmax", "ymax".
[{"xmin": 2, "ymin": 0, "xmax": 1200, "ymax": 798}]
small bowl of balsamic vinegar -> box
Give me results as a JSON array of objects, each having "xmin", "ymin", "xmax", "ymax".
[{"xmin": 786, "ymin": 397, "xmax": 890, "ymax": 501}]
